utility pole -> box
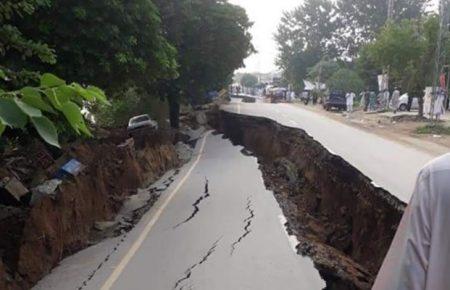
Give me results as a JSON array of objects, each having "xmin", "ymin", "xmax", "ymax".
[
  {"xmin": 387, "ymin": 0, "xmax": 394, "ymax": 21},
  {"xmin": 431, "ymin": 0, "xmax": 450, "ymax": 119},
  {"xmin": 383, "ymin": 0, "xmax": 394, "ymax": 98}
]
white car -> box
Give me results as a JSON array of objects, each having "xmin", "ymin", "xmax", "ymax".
[
  {"xmin": 398, "ymin": 93, "xmax": 419, "ymax": 111},
  {"xmin": 127, "ymin": 114, "xmax": 158, "ymax": 131}
]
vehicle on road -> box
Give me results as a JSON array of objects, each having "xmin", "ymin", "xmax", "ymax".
[
  {"xmin": 127, "ymin": 114, "xmax": 158, "ymax": 131},
  {"xmin": 398, "ymin": 93, "xmax": 419, "ymax": 111},
  {"xmin": 323, "ymin": 91, "xmax": 347, "ymax": 111}
]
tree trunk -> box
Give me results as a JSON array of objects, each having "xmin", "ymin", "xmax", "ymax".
[
  {"xmin": 169, "ymin": 98, "xmax": 180, "ymax": 129},
  {"xmin": 418, "ymin": 95, "xmax": 424, "ymax": 117}
]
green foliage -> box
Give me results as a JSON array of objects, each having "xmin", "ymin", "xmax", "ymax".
[
  {"xmin": 364, "ymin": 15, "xmax": 449, "ymax": 94},
  {"xmin": 154, "ymin": 0, "xmax": 254, "ymax": 104},
  {"xmin": 327, "ymin": 68, "xmax": 364, "ymax": 93},
  {"xmin": 16, "ymin": 0, "xmax": 177, "ymax": 94},
  {"xmin": 0, "ymin": 73, "xmax": 108, "ymax": 147},
  {"xmin": 275, "ymin": 0, "xmax": 338, "ymax": 87},
  {"xmin": 307, "ymin": 60, "xmax": 342, "ymax": 83},
  {"xmin": 416, "ymin": 124, "xmax": 450, "ymax": 135},
  {"xmin": 336, "ymin": 0, "xmax": 427, "ymax": 55},
  {"xmin": 240, "ymin": 74, "xmax": 258, "ymax": 88},
  {"xmin": 95, "ymin": 87, "xmax": 168, "ymax": 128},
  {"xmin": 0, "ymin": 0, "xmax": 56, "ymax": 87}
]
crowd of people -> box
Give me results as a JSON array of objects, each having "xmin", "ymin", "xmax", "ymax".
[
  {"xmin": 355, "ymin": 88, "xmax": 402, "ymax": 113},
  {"xmin": 343, "ymin": 87, "xmax": 448, "ymax": 120}
]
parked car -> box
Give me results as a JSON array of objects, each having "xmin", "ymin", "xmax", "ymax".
[
  {"xmin": 323, "ymin": 91, "xmax": 346, "ymax": 111},
  {"xmin": 127, "ymin": 114, "xmax": 158, "ymax": 131},
  {"xmin": 398, "ymin": 93, "xmax": 419, "ymax": 111}
]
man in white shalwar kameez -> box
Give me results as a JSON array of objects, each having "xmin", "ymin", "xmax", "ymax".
[{"xmin": 373, "ymin": 153, "xmax": 450, "ymax": 290}]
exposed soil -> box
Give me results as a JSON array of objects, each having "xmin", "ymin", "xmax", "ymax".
[
  {"xmin": 210, "ymin": 110, "xmax": 406, "ymax": 289},
  {"xmin": 0, "ymin": 130, "xmax": 180, "ymax": 290}
]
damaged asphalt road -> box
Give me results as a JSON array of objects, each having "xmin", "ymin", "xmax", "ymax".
[{"xmin": 35, "ymin": 133, "xmax": 325, "ymax": 290}]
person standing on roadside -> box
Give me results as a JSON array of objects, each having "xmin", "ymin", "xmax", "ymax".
[
  {"xmin": 369, "ymin": 91, "xmax": 377, "ymax": 111},
  {"xmin": 391, "ymin": 87, "xmax": 401, "ymax": 114},
  {"xmin": 373, "ymin": 153, "xmax": 450, "ymax": 290},
  {"xmin": 346, "ymin": 91, "xmax": 355, "ymax": 113},
  {"xmin": 364, "ymin": 90, "xmax": 371, "ymax": 111}
]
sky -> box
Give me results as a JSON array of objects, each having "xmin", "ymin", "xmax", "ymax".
[
  {"xmin": 229, "ymin": 0, "xmax": 440, "ymax": 74},
  {"xmin": 229, "ymin": 0, "xmax": 302, "ymax": 73}
]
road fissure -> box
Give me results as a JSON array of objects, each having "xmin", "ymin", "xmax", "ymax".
[
  {"xmin": 174, "ymin": 178, "xmax": 210, "ymax": 228},
  {"xmin": 173, "ymin": 238, "xmax": 221, "ymax": 290},
  {"xmin": 230, "ymin": 196, "xmax": 255, "ymax": 255}
]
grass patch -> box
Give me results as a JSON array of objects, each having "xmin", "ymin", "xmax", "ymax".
[{"xmin": 416, "ymin": 124, "xmax": 450, "ymax": 135}]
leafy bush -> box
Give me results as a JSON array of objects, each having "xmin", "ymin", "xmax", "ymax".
[
  {"xmin": 0, "ymin": 72, "xmax": 109, "ymax": 147},
  {"xmin": 94, "ymin": 87, "xmax": 168, "ymax": 128},
  {"xmin": 327, "ymin": 68, "xmax": 364, "ymax": 93}
]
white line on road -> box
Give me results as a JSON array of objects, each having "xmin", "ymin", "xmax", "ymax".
[{"xmin": 100, "ymin": 132, "xmax": 211, "ymax": 290}]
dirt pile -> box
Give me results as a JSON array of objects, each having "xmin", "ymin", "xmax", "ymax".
[
  {"xmin": 211, "ymin": 111, "xmax": 406, "ymax": 289},
  {"xmin": 0, "ymin": 130, "xmax": 179, "ymax": 290}
]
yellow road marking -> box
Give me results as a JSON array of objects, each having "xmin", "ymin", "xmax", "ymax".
[{"xmin": 101, "ymin": 132, "xmax": 211, "ymax": 290}]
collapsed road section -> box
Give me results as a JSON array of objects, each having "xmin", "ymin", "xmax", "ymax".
[{"xmin": 210, "ymin": 110, "xmax": 406, "ymax": 289}]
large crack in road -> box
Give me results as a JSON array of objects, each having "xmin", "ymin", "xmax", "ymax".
[
  {"xmin": 230, "ymin": 196, "xmax": 255, "ymax": 255},
  {"xmin": 174, "ymin": 178, "xmax": 210, "ymax": 228},
  {"xmin": 210, "ymin": 110, "xmax": 406, "ymax": 289},
  {"xmin": 173, "ymin": 238, "xmax": 221, "ymax": 290}
]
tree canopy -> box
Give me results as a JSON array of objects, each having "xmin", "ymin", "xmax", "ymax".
[
  {"xmin": 17, "ymin": 0, "xmax": 178, "ymax": 94},
  {"xmin": 154, "ymin": 0, "xmax": 254, "ymax": 127},
  {"xmin": 240, "ymin": 74, "xmax": 258, "ymax": 88},
  {"xmin": 337, "ymin": 0, "xmax": 428, "ymax": 55},
  {"xmin": 326, "ymin": 68, "xmax": 364, "ymax": 93},
  {"xmin": 275, "ymin": 0, "xmax": 339, "ymax": 88},
  {"xmin": 0, "ymin": 0, "xmax": 56, "ymax": 88}
]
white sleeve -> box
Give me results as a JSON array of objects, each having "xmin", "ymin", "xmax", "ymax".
[{"xmin": 373, "ymin": 170, "xmax": 431, "ymax": 290}]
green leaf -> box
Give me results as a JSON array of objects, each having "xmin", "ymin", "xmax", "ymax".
[
  {"xmin": 87, "ymin": 85, "xmax": 110, "ymax": 105},
  {"xmin": 72, "ymin": 83, "xmax": 95, "ymax": 102},
  {"xmin": 61, "ymin": 101, "xmax": 92, "ymax": 136},
  {"xmin": 40, "ymin": 73, "xmax": 66, "ymax": 88},
  {"xmin": 31, "ymin": 116, "xmax": 60, "ymax": 148},
  {"xmin": 0, "ymin": 69, "xmax": 6, "ymax": 80},
  {"xmin": 0, "ymin": 98, "xmax": 28, "ymax": 128},
  {"xmin": 21, "ymin": 87, "xmax": 56, "ymax": 113},
  {"xmin": 0, "ymin": 122, "xmax": 5, "ymax": 136},
  {"xmin": 44, "ymin": 88, "xmax": 61, "ymax": 110},
  {"xmin": 14, "ymin": 98, "xmax": 42, "ymax": 117},
  {"xmin": 44, "ymin": 88, "xmax": 71, "ymax": 111}
]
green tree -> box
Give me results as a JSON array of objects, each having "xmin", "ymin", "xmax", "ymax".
[
  {"xmin": 364, "ymin": 15, "xmax": 450, "ymax": 115},
  {"xmin": 240, "ymin": 74, "xmax": 258, "ymax": 88},
  {"xmin": 154, "ymin": 0, "xmax": 254, "ymax": 128},
  {"xmin": 307, "ymin": 59, "xmax": 342, "ymax": 84},
  {"xmin": 16, "ymin": 0, "xmax": 177, "ymax": 95},
  {"xmin": 336, "ymin": 0, "xmax": 428, "ymax": 55},
  {"xmin": 0, "ymin": 0, "xmax": 56, "ymax": 88},
  {"xmin": 326, "ymin": 68, "xmax": 364, "ymax": 92},
  {"xmin": 275, "ymin": 0, "xmax": 339, "ymax": 89}
]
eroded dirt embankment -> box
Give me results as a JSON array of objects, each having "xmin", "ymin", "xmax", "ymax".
[
  {"xmin": 0, "ymin": 131, "xmax": 180, "ymax": 290},
  {"xmin": 211, "ymin": 111, "xmax": 406, "ymax": 289}
]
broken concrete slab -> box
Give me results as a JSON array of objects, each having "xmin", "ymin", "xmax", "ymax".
[
  {"xmin": 175, "ymin": 142, "xmax": 193, "ymax": 162},
  {"xmin": 30, "ymin": 179, "xmax": 62, "ymax": 205},
  {"xmin": 94, "ymin": 221, "xmax": 118, "ymax": 232},
  {"xmin": 2, "ymin": 177, "xmax": 29, "ymax": 201}
]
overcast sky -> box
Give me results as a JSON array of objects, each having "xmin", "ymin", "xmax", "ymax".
[
  {"xmin": 229, "ymin": 0, "xmax": 302, "ymax": 73},
  {"xmin": 229, "ymin": 0, "xmax": 439, "ymax": 74}
]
